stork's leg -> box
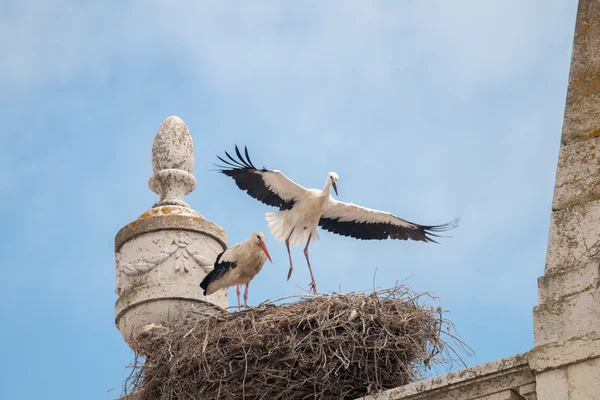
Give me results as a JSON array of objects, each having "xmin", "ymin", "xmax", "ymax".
[
  {"xmin": 243, "ymin": 282, "xmax": 250, "ymax": 308},
  {"xmin": 286, "ymin": 227, "xmax": 296, "ymax": 280},
  {"xmin": 236, "ymin": 277, "xmax": 241, "ymax": 310},
  {"xmin": 303, "ymin": 233, "xmax": 317, "ymax": 294}
]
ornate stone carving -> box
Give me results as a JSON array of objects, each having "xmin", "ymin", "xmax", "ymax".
[
  {"xmin": 116, "ymin": 233, "xmax": 215, "ymax": 276},
  {"xmin": 117, "ymin": 251, "xmax": 170, "ymax": 276}
]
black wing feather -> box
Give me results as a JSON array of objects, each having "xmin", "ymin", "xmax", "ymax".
[
  {"xmin": 215, "ymin": 145, "xmax": 296, "ymax": 211},
  {"xmin": 225, "ymin": 150, "xmax": 245, "ymax": 168},
  {"xmin": 244, "ymin": 146, "xmax": 256, "ymax": 168},
  {"xmin": 199, "ymin": 251, "xmax": 237, "ymax": 295},
  {"xmin": 318, "ymin": 217, "xmax": 459, "ymax": 242},
  {"xmin": 234, "ymin": 146, "xmax": 250, "ymax": 167}
]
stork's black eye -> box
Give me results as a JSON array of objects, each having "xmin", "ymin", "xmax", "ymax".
[{"xmin": 256, "ymin": 235, "xmax": 261, "ymax": 240}]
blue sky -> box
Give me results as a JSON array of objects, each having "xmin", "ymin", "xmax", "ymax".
[{"xmin": 0, "ymin": 1, "xmax": 577, "ymax": 398}]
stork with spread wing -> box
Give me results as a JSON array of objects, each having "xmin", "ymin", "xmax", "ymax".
[{"xmin": 216, "ymin": 145, "xmax": 458, "ymax": 293}]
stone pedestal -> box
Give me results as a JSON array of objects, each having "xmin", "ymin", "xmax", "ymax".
[{"xmin": 114, "ymin": 116, "xmax": 228, "ymax": 351}]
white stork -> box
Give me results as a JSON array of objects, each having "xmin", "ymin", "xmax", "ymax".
[
  {"xmin": 216, "ymin": 146, "xmax": 458, "ymax": 294},
  {"xmin": 200, "ymin": 231, "xmax": 273, "ymax": 309}
]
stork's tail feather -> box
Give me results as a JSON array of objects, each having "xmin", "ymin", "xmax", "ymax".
[
  {"xmin": 266, "ymin": 211, "xmax": 320, "ymax": 246},
  {"xmin": 266, "ymin": 211, "xmax": 288, "ymax": 242},
  {"xmin": 199, "ymin": 270, "xmax": 217, "ymax": 295}
]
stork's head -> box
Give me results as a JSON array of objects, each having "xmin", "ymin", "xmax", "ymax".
[
  {"xmin": 251, "ymin": 231, "xmax": 272, "ymax": 263},
  {"xmin": 328, "ymin": 172, "xmax": 339, "ymax": 196}
]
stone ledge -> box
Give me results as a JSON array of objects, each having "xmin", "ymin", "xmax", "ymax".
[
  {"xmin": 552, "ymin": 136, "xmax": 600, "ymax": 211},
  {"xmin": 115, "ymin": 206, "xmax": 228, "ymax": 251},
  {"xmin": 357, "ymin": 353, "xmax": 533, "ymax": 400},
  {"xmin": 538, "ymin": 260, "xmax": 599, "ymax": 304},
  {"xmin": 533, "ymin": 286, "xmax": 600, "ymax": 346},
  {"xmin": 529, "ymin": 331, "xmax": 600, "ymax": 373}
]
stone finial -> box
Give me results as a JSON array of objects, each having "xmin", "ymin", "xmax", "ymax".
[
  {"xmin": 148, "ymin": 116, "xmax": 197, "ymax": 208},
  {"xmin": 114, "ymin": 116, "xmax": 228, "ymax": 353}
]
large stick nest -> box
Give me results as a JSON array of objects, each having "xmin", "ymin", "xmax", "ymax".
[{"xmin": 123, "ymin": 285, "xmax": 471, "ymax": 400}]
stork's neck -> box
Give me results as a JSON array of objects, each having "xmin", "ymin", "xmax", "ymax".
[{"xmin": 322, "ymin": 178, "xmax": 332, "ymax": 195}]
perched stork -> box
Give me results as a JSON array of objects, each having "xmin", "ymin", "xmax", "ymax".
[
  {"xmin": 216, "ymin": 145, "xmax": 458, "ymax": 293},
  {"xmin": 200, "ymin": 231, "xmax": 273, "ymax": 309}
]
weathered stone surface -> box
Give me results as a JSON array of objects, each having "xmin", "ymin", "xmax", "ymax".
[
  {"xmin": 518, "ymin": 383, "xmax": 537, "ymax": 400},
  {"xmin": 562, "ymin": 1, "xmax": 600, "ymax": 146},
  {"xmin": 544, "ymin": 200, "xmax": 600, "ymax": 274},
  {"xmin": 566, "ymin": 357, "xmax": 600, "ymax": 398},
  {"xmin": 533, "ymin": 287, "xmax": 600, "ymax": 347},
  {"xmin": 115, "ymin": 205, "xmax": 227, "ymax": 251},
  {"xmin": 115, "ymin": 214, "xmax": 228, "ymax": 349},
  {"xmin": 535, "ymin": 358, "xmax": 600, "ymax": 400},
  {"xmin": 149, "ymin": 116, "xmax": 197, "ymax": 208},
  {"xmin": 357, "ymin": 353, "xmax": 534, "ymax": 400},
  {"xmin": 561, "ymin": 77, "xmax": 600, "ymax": 148},
  {"xmin": 530, "ymin": 331, "xmax": 600, "ymax": 373},
  {"xmin": 535, "ymin": 368, "xmax": 568, "ymax": 400},
  {"xmin": 552, "ymin": 136, "xmax": 600, "ymax": 211},
  {"xmin": 537, "ymin": 260, "xmax": 599, "ymax": 304},
  {"xmin": 151, "ymin": 116, "xmax": 194, "ymax": 174},
  {"xmin": 475, "ymin": 390, "xmax": 524, "ymax": 400}
]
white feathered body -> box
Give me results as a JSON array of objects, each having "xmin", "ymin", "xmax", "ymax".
[{"xmin": 266, "ymin": 189, "xmax": 330, "ymax": 246}]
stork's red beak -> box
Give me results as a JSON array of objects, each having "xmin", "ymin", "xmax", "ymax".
[{"xmin": 259, "ymin": 241, "xmax": 273, "ymax": 263}]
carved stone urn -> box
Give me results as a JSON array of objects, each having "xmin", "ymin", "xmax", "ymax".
[{"xmin": 114, "ymin": 116, "xmax": 228, "ymax": 351}]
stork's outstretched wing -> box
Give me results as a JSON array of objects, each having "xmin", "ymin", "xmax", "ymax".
[
  {"xmin": 319, "ymin": 200, "xmax": 458, "ymax": 242},
  {"xmin": 216, "ymin": 145, "xmax": 307, "ymax": 211}
]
